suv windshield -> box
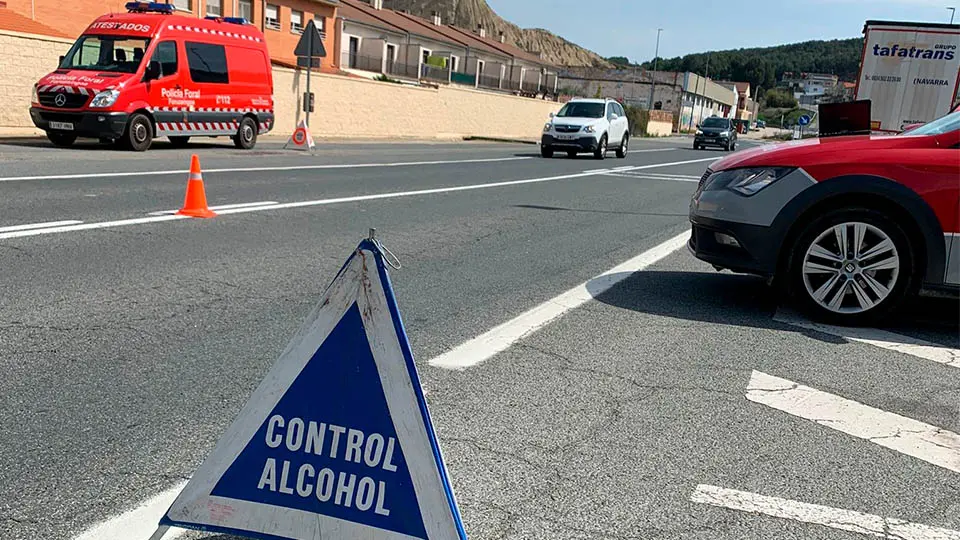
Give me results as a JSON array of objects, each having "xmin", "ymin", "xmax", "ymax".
[
  {"xmin": 903, "ymin": 111, "xmax": 960, "ymax": 136},
  {"xmin": 701, "ymin": 117, "xmax": 729, "ymax": 128},
  {"xmin": 59, "ymin": 35, "xmax": 151, "ymax": 74},
  {"xmin": 556, "ymin": 102, "xmax": 605, "ymax": 118}
]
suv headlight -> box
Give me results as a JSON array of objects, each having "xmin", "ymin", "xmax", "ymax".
[
  {"xmin": 695, "ymin": 129, "xmax": 703, "ymax": 135},
  {"xmin": 703, "ymin": 167, "xmax": 795, "ymax": 196},
  {"xmin": 719, "ymin": 130, "xmax": 730, "ymax": 137},
  {"xmin": 90, "ymin": 89, "xmax": 120, "ymax": 108},
  {"xmin": 31, "ymin": 84, "xmax": 39, "ymax": 104},
  {"xmin": 544, "ymin": 122, "xmax": 552, "ymax": 132},
  {"xmin": 582, "ymin": 125, "xmax": 596, "ymax": 133}
]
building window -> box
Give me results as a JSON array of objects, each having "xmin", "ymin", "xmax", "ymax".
[
  {"xmin": 172, "ymin": 0, "xmax": 192, "ymax": 11},
  {"xmin": 186, "ymin": 41, "xmax": 229, "ymax": 83},
  {"xmin": 314, "ymin": 16, "xmax": 326, "ymax": 36},
  {"xmin": 265, "ymin": 4, "xmax": 280, "ymax": 30},
  {"xmin": 450, "ymin": 55, "xmax": 459, "ymax": 73},
  {"xmin": 205, "ymin": 0, "xmax": 221, "ymax": 17},
  {"xmin": 238, "ymin": 0, "xmax": 252, "ymax": 21},
  {"xmin": 421, "ymin": 49, "xmax": 431, "ymax": 64},
  {"xmin": 290, "ymin": 10, "xmax": 303, "ymax": 33}
]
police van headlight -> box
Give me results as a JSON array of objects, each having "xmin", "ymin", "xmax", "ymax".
[
  {"xmin": 90, "ymin": 89, "xmax": 120, "ymax": 108},
  {"xmin": 31, "ymin": 84, "xmax": 39, "ymax": 104},
  {"xmin": 703, "ymin": 167, "xmax": 795, "ymax": 196}
]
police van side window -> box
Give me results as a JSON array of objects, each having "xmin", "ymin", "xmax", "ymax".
[
  {"xmin": 185, "ymin": 42, "xmax": 229, "ymax": 84},
  {"xmin": 151, "ymin": 41, "xmax": 178, "ymax": 77}
]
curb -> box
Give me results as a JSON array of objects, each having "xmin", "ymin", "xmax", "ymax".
[{"xmin": 463, "ymin": 136, "xmax": 538, "ymax": 145}]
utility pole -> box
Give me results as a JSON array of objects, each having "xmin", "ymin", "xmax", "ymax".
[
  {"xmin": 949, "ymin": 7, "xmax": 956, "ymax": 24},
  {"xmin": 649, "ymin": 28, "xmax": 662, "ymax": 110}
]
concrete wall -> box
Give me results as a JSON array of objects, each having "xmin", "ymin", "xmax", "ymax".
[
  {"xmin": 0, "ymin": 30, "xmax": 72, "ymax": 130},
  {"xmin": 274, "ymin": 66, "xmax": 560, "ymax": 139},
  {"xmin": 646, "ymin": 110, "xmax": 673, "ymax": 137}
]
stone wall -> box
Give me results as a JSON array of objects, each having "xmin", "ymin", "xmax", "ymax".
[{"xmin": 0, "ymin": 30, "xmax": 73, "ymax": 130}]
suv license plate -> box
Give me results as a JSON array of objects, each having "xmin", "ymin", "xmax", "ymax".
[
  {"xmin": 49, "ymin": 121, "xmax": 74, "ymax": 131},
  {"xmin": 556, "ymin": 134, "xmax": 577, "ymax": 140}
]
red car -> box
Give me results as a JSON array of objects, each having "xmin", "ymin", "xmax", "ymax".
[{"xmin": 689, "ymin": 111, "xmax": 959, "ymax": 324}]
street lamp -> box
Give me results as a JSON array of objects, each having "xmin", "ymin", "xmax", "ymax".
[
  {"xmin": 649, "ymin": 28, "xmax": 663, "ymax": 110},
  {"xmin": 949, "ymin": 7, "xmax": 956, "ymax": 24}
]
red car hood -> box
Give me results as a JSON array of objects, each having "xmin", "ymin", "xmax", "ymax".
[
  {"xmin": 37, "ymin": 70, "xmax": 132, "ymax": 94},
  {"xmin": 712, "ymin": 135, "xmax": 936, "ymax": 171}
]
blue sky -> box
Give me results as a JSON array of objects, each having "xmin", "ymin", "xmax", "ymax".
[{"xmin": 486, "ymin": 0, "xmax": 957, "ymax": 61}]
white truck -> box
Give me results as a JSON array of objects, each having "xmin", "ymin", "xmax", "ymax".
[{"xmin": 855, "ymin": 20, "xmax": 960, "ymax": 132}]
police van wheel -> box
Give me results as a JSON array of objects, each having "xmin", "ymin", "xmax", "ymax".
[
  {"xmin": 234, "ymin": 117, "xmax": 258, "ymax": 150},
  {"xmin": 169, "ymin": 136, "xmax": 190, "ymax": 148},
  {"xmin": 123, "ymin": 113, "xmax": 153, "ymax": 152},
  {"xmin": 46, "ymin": 131, "xmax": 76, "ymax": 148}
]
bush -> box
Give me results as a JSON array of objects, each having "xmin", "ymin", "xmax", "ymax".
[
  {"xmin": 764, "ymin": 88, "xmax": 798, "ymax": 108},
  {"xmin": 623, "ymin": 105, "xmax": 650, "ymax": 136}
]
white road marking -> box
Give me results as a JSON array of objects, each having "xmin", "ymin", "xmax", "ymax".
[
  {"xmin": 638, "ymin": 172, "xmax": 701, "ymax": 179},
  {"xmin": 602, "ymin": 172, "xmax": 699, "ymax": 182},
  {"xmin": 0, "ymin": 220, "xmax": 82, "ymax": 232},
  {"xmin": 147, "ymin": 201, "xmax": 279, "ymax": 216},
  {"xmin": 72, "ymin": 480, "xmax": 188, "ymax": 540},
  {"xmin": 746, "ymin": 370, "xmax": 960, "ymax": 474},
  {"xmin": 626, "ymin": 148, "xmax": 682, "ymax": 153},
  {"xmin": 691, "ymin": 484, "xmax": 960, "ymax": 539},
  {"xmin": 0, "ymin": 156, "xmax": 533, "ymax": 183},
  {"xmin": 0, "ymin": 158, "xmax": 717, "ymax": 241},
  {"xmin": 429, "ymin": 231, "xmax": 690, "ymax": 370},
  {"xmin": 774, "ymin": 309, "xmax": 960, "ymax": 370}
]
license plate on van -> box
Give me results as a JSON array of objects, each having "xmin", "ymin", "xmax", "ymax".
[{"xmin": 49, "ymin": 121, "xmax": 74, "ymax": 131}]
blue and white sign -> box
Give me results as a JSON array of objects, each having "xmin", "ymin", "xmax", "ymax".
[
  {"xmin": 157, "ymin": 239, "xmax": 466, "ymax": 540},
  {"xmin": 798, "ymin": 114, "xmax": 812, "ymax": 126}
]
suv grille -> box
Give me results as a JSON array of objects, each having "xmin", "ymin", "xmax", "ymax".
[
  {"xmin": 38, "ymin": 92, "xmax": 89, "ymax": 109},
  {"xmin": 554, "ymin": 124, "xmax": 581, "ymax": 133}
]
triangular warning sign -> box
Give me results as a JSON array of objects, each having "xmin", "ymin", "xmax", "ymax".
[
  {"xmin": 157, "ymin": 239, "xmax": 466, "ymax": 540},
  {"xmin": 294, "ymin": 19, "xmax": 326, "ymax": 58},
  {"xmin": 284, "ymin": 119, "xmax": 315, "ymax": 151}
]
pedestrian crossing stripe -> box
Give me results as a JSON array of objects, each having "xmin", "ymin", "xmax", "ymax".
[{"xmin": 157, "ymin": 239, "xmax": 466, "ymax": 540}]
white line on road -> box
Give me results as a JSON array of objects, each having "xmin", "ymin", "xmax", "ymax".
[
  {"xmin": 0, "ymin": 219, "xmax": 82, "ymax": 232},
  {"xmin": 147, "ymin": 201, "xmax": 279, "ymax": 216},
  {"xmin": 602, "ymin": 172, "xmax": 699, "ymax": 182},
  {"xmin": 691, "ymin": 484, "xmax": 960, "ymax": 539},
  {"xmin": 774, "ymin": 309, "xmax": 960, "ymax": 370},
  {"xmin": 0, "ymin": 156, "xmax": 533, "ymax": 183},
  {"xmin": 0, "ymin": 157, "xmax": 717, "ymax": 241},
  {"xmin": 72, "ymin": 481, "xmax": 188, "ymax": 540},
  {"xmin": 429, "ymin": 231, "xmax": 690, "ymax": 370},
  {"xmin": 746, "ymin": 370, "xmax": 960, "ymax": 474}
]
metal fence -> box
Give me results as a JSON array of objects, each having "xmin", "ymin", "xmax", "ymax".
[
  {"xmin": 341, "ymin": 52, "xmax": 383, "ymax": 73},
  {"xmin": 451, "ymin": 72, "xmax": 476, "ymax": 86},
  {"xmin": 420, "ymin": 63, "xmax": 449, "ymax": 83},
  {"xmin": 520, "ymin": 80, "xmax": 541, "ymax": 93},
  {"xmin": 386, "ymin": 61, "xmax": 419, "ymax": 80},
  {"xmin": 501, "ymin": 78, "xmax": 520, "ymax": 91},
  {"xmin": 477, "ymin": 75, "xmax": 501, "ymax": 89}
]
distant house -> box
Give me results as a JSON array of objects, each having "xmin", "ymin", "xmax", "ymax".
[
  {"xmin": 333, "ymin": 0, "xmax": 557, "ymax": 93},
  {"xmin": 716, "ymin": 81, "xmax": 759, "ymax": 122}
]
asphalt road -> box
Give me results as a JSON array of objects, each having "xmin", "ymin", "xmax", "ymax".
[{"xmin": 0, "ymin": 137, "xmax": 956, "ymax": 540}]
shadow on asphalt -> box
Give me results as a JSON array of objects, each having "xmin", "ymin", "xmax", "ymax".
[
  {"xmin": 0, "ymin": 138, "xmax": 246, "ymax": 151},
  {"xmin": 514, "ymin": 204, "xmax": 685, "ymax": 217},
  {"xmin": 588, "ymin": 270, "xmax": 959, "ymax": 348}
]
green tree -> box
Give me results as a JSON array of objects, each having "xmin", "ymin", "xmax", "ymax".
[
  {"xmin": 607, "ymin": 56, "xmax": 632, "ymax": 67},
  {"xmin": 764, "ymin": 88, "xmax": 798, "ymax": 108}
]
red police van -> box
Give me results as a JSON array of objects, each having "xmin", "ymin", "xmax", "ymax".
[{"xmin": 30, "ymin": 2, "xmax": 274, "ymax": 151}]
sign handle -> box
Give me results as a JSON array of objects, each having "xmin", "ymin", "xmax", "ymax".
[{"xmin": 147, "ymin": 525, "xmax": 170, "ymax": 540}]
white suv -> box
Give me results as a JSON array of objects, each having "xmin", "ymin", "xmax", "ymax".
[{"xmin": 541, "ymin": 98, "xmax": 630, "ymax": 159}]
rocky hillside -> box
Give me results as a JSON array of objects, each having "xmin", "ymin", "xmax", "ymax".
[{"xmin": 381, "ymin": 0, "xmax": 611, "ymax": 67}]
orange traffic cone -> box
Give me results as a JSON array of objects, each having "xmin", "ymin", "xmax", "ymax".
[{"xmin": 177, "ymin": 154, "xmax": 216, "ymax": 218}]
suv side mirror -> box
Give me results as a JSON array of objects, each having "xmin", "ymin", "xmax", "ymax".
[
  {"xmin": 611, "ymin": 112, "xmax": 619, "ymax": 119},
  {"xmin": 549, "ymin": 112, "xmax": 555, "ymax": 118},
  {"xmin": 144, "ymin": 60, "xmax": 161, "ymax": 81}
]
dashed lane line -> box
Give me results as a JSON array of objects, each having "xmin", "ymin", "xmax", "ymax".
[
  {"xmin": 747, "ymin": 370, "xmax": 960, "ymax": 474},
  {"xmin": 774, "ymin": 309, "xmax": 960, "ymax": 370},
  {"xmin": 691, "ymin": 484, "xmax": 960, "ymax": 539}
]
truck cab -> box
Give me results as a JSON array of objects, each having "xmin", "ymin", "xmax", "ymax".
[{"xmin": 29, "ymin": 2, "xmax": 274, "ymax": 151}]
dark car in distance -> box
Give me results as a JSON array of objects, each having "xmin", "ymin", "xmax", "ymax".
[{"xmin": 694, "ymin": 117, "xmax": 738, "ymax": 151}]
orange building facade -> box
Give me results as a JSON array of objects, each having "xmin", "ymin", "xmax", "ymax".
[{"xmin": 1, "ymin": 0, "xmax": 339, "ymax": 68}]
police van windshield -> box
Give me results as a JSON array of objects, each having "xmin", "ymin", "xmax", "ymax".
[{"xmin": 59, "ymin": 35, "xmax": 152, "ymax": 73}]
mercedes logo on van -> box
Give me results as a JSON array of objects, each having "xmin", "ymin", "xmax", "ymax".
[{"xmin": 54, "ymin": 94, "xmax": 67, "ymax": 107}]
